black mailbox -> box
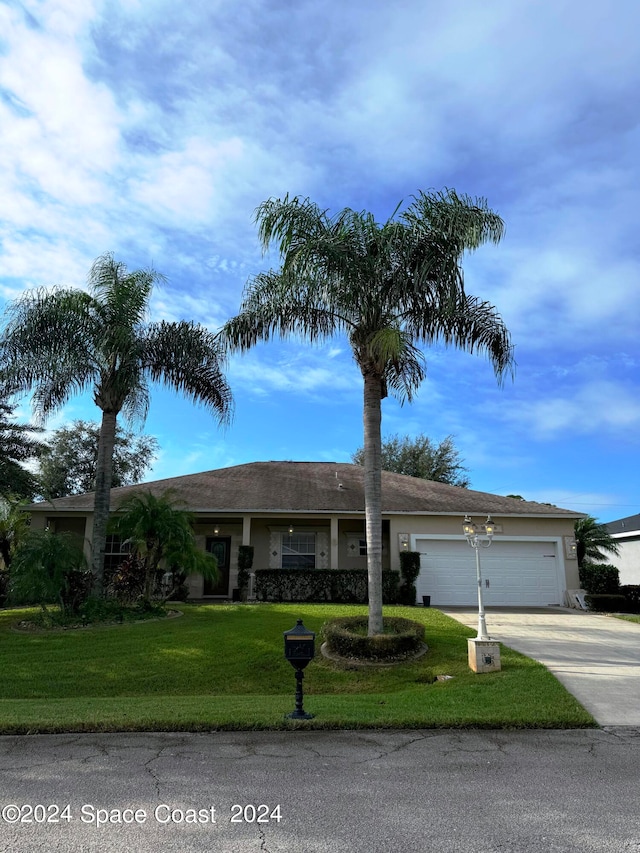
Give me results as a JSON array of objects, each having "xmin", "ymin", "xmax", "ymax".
[
  {"xmin": 283, "ymin": 619, "xmax": 315, "ymax": 720},
  {"xmin": 284, "ymin": 619, "xmax": 315, "ymax": 669}
]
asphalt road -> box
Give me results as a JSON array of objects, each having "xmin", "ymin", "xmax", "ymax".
[{"xmin": 1, "ymin": 728, "xmax": 639, "ymax": 852}]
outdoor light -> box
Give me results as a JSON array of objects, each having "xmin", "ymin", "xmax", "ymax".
[
  {"xmin": 213, "ymin": 526, "xmax": 219, "ymax": 535},
  {"xmin": 288, "ymin": 524, "xmax": 294, "ymax": 534},
  {"xmin": 283, "ymin": 619, "xmax": 315, "ymax": 720},
  {"xmin": 462, "ymin": 514, "xmax": 497, "ymax": 641},
  {"xmin": 462, "ymin": 515, "xmax": 476, "ymax": 537}
]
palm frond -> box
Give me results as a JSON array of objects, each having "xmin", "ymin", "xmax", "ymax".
[
  {"xmin": 403, "ymin": 188, "xmax": 505, "ymax": 253},
  {"xmin": 219, "ymin": 270, "xmax": 345, "ymax": 352},
  {"xmin": 255, "ymin": 195, "xmax": 332, "ymax": 257},
  {"xmin": 143, "ymin": 321, "xmax": 233, "ymax": 424},
  {"xmin": 574, "ymin": 516, "xmax": 620, "ymax": 567},
  {"xmin": 88, "ymin": 253, "xmax": 165, "ymax": 328},
  {"xmin": 361, "ymin": 328, "xmax": 427, "ymax": 403},
  {"xmin": 402, "ymin": 291, "xmax": 515, "ymax": 385},
  {"xmin": 0, "ymin": 288, "xmax": 100, "ymax": 419}
]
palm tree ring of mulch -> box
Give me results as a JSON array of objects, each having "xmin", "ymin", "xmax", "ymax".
[
  {"xmin": 320, "ymin": 640, "xmax": 429, "ymax": 669},
  {"xmin": 321, "ymin": 615, "xmax": 428, "ymax": 668}
]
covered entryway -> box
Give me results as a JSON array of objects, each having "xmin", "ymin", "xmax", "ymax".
[{"xmin": 414, "ymin": 538, "xmax": 563, "ymax": 606}]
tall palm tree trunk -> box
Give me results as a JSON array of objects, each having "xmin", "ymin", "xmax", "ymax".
[
  {"xmin": 363, "ymin": 371, "xmax": 384, "ymax": 635},
  {"xmin": 91, "ymin": 409, "xmax": 118, "ymax": 596}
]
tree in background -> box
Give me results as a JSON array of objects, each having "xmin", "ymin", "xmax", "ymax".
[
  {"xmin": 110, "ymin": 490, "xmax": 219, "ymax": 602},
  {"xmin": 38, "ymin": 420, "xmax": 158, "ymax": 499},
  {"xmin": 221, "ymin": 190, "xmax": 513, "ymax": 635},
  {"xmin": 352, "ymin": 433, "xmax": 470, "ymax": 487},
  {"xmin": 0, "ymin": 496, "xmax": 30, "ymax": 570},
  {"xmin": 0, "ymin": 253, "xmax": 232, "ymax": 595},
  {"xmin": 574, "ymin": 515, "xmax": 620, "ymax": 568},
  {"xmin": 0, "ymin": 402, "xmax": 42, "ymax": 499}
]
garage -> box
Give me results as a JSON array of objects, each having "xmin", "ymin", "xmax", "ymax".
[{"xmin": 414, "ymin": 538, "xmax": 563, "ymax": 607}]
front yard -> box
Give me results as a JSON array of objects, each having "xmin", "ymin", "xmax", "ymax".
[{"xmin": 0, "ymin": 603, "xmax": 595, "ymax": 733}]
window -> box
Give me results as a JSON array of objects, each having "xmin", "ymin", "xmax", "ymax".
[
  {"xmin": 281, "ymin": 532, "xmax": 316, "ymax": 568},
  {"xmin": 104, "ymin": 534, "xmax": 130, "ymax": 578},
  {"xmin": 347, "ymin": 534, "xmax": 367, "ymax": 556}
]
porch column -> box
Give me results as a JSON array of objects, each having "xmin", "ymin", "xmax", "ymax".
[
  {"xmin": 242, "ymin": 515, "xmax": 252, "ymax": 546},
  {"xmin": 330, "ymin": 515, "xmax": 339, "ymax": 569}
]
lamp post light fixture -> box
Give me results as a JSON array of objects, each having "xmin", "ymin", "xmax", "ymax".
[{"xmin": 462, "ymin": 514, "xmax": 496, "ymax": 641}]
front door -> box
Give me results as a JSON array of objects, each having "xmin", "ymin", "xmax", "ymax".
[{"xmin": 204, "ymin": 537, "xmax": 231, "ymax": 596}]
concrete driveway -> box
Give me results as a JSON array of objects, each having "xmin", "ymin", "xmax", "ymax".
[{"xmin": 439, "ymin": 607, "xmax": 640, "ymax": 727}]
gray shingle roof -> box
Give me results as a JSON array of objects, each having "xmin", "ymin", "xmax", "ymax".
[
  {"xmin": 606, "ymin": 513, "xmax": 640, "ymax": 535},
  {"xmin": 29, "ymin": 461, "xmax": 581, "ymax": 517}
]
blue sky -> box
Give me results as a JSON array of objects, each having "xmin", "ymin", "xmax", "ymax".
[{"xmin": 1, "ymin": 0, "xmax": 638, "ymax": 522}]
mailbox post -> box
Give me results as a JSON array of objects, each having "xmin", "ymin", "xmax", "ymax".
[{"xmin": 283, "ymin": 619, "xmax": 315, "ymax": 720}]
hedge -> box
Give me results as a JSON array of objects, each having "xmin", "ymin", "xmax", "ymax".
[
  {"xmin": 579, "ymin": 562, "xmax": 620, "ymax": 595},
  {"xmin": 254, "ymin": 568, "xmax": 399, "ymax": 604},
  {"xmin": 620, "ymin": 585, "xmax": 640, "ymax": 614},
  {"xmin": 322, "ymin": 615, "xmax": 425, "ymax": 660},
  {"xmin": 585, "ymin": 593, "xmax": 628, "ymax": 613},
  {"xmin": 398, "ymin": 551, "xmax": 420, "ymax": 606}
]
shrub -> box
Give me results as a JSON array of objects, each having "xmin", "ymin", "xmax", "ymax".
[
  {"xmin": 107, "ymin": 555, "xmax": 146, "ymax": 603},
  {"xmin": 254, "ymin": 568, "xmax": 399, "ymax": 604},
  {"xmin": 398, "ymin": 551, "xmax": 421, "ymax": 605},
  {"xmin": 60, "ymin": 569, "xmax": 94, "ymax": 614},
  {"xmin": 579, "ymin": 562, "xmax": 620, "ymax": 595},
  {"xmin": 169, "ymin": 568, "xmax": 190, "ymax": 602},
  {"xmin": 9, "ymin": 530, "xmax": 90, "ymax": 616},
  {"xmin": 322, "ymin": 615, "xmax": 425, "ymax": 660},
  {"xmin": 620, "ymin": 585, "xmax": 640, "ymax": 614},
  {"xmin": 0, "ymin": 569, "xmax": 9, "ymax": 607},
  {"xmin": 585, "ymin": 593, "xmax": 628, "ymax": 613},
  {"xmin": 237, "ymin": 545, "xmax": 254, "ymax": 596}
]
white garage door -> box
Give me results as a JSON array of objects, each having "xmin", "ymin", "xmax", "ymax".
[{"xmin": 415, "ymin": 539, "xmax": 561, "ymax": 606}]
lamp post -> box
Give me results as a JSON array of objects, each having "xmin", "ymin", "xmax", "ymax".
[{"xmin": 462, "ymin": 514, "xmax": 496, "ymax": 641}]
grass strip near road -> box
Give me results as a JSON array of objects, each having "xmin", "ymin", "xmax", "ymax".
[
  {"xmin": 613, "ymin": 614, "xmax": 640, "ymax": 624},
  {"xmin": 0, "ymin": 603, "xmax": 596, "ymax": 733}
]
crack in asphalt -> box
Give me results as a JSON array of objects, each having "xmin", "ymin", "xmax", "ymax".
[
  {"xmin": 258, "ymin": 825, "xmax": 271, "ymax": 852},
  {"xmin": 142, "ymin": 747, "xmax": 166, "ymax": 799}
]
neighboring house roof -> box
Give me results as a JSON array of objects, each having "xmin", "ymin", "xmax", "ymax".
[
  {"xmin": 606, "ymin": 513, "xmax": 640, "ymax": 537},
  {"xmin": 28, "ymin": 461, "xmax": 582, "ymax": 518}
]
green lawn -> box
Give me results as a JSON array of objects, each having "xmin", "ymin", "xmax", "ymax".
[
  {"xmin": 0, "ymin": 603, "xmax": 596, "ymax": 733},
  {"xmin": 613, "ymin": 614, "xmax": 640, "ymax": 624}
]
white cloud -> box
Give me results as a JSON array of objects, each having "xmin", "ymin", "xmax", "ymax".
[
  {"xmin": 228, "ymin": 350, "xmax": 361, "ymax": 399},
  {"xmin": 507, "ymin": 380, "xmax": 640, "ymax": 439},
  {"xmin": 129, "ymin": 137, "xmax": 246, "ymax": 226}
]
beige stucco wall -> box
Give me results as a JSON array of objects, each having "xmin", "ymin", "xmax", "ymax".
[
  {"xmin": 40, "ymin": 513, "xmax": 93, "ymax": 563},
  {"xmin": 26, "ymin": 508, "xmax": 580, "ymax": 597}
]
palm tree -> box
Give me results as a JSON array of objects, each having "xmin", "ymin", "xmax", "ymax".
[
  {"xmin": 220, "ymin": 190, "xmax": 514, "ymax": 635},
  {"xmin": 574, "ymin": 515, "xmax": 620, "ymax": 568},
  {"xmin": 0, "ymin": 253, "xmax": 232, "ymax": 595},
  {"xmin": 110, "ymin": 490, "xmax": 218, "ymax": 601}
]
